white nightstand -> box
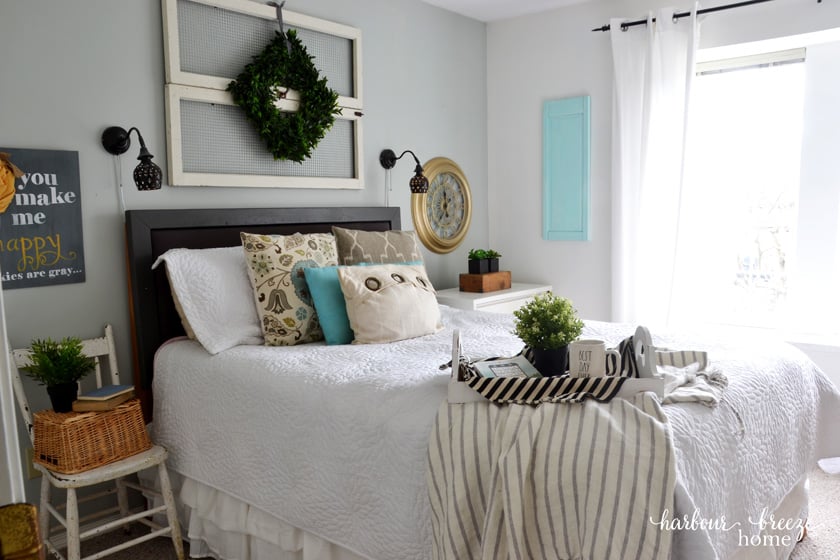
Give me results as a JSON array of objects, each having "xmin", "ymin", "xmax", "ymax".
[{"xmin": 436, "ymin": 283, "xmax": 552, "ymax": 314}]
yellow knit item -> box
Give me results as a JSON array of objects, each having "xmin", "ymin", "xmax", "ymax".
[{"xmin": 0, "ymin": 152, "xmax": 22, "ymax": 214}]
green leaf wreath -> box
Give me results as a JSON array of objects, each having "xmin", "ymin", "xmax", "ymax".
[{"xmin": 227, "ymin": 29, "xmax": 340, "ymax": 163}]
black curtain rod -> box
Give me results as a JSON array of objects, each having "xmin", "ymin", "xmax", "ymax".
[{"xmin": 591, "ymin": 0, "xmax": 781, "ymax": 32}]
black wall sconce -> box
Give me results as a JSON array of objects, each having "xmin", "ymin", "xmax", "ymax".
[
  {"xmin": 379, "ymin": 149, "xmax": 429, "ymax": 194},
  {"xmin": 101, "ymin": 126, "xmax": 163, "ymax": 191}
]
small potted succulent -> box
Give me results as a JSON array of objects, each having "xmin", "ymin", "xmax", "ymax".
[
  {"xmin": 468, "ymin": 248, "xmax": 489, "ymax": 274},
  {"xmin": 468, "ymin": 248, "xmax": 502, "ymax": 274},
  {"xmin": 486, "ymin": 249, "xmax": 502, "ymax": 273},
  {"xmin": 20, "ymin": 337, "xmax": 95, "ymax": 412},
  {"xmin": 512, "ymin": 292, "xmax": 584, "ymax": 376}
]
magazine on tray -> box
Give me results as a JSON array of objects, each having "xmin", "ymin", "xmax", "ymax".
[{"xmin": 472, "ymin": 355, "xmax": 542, "ymax": 379}]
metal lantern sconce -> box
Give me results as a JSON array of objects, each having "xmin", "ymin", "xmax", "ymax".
[
  {"xmin": 101, "ymin": 126, "xmax": 163, "ymax": 191},
  {"xmin": 379, "ymin": 149, "xmax": 429, "ymax": 194}
]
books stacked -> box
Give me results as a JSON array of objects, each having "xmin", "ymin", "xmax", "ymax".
[{"xmin": 72, "ymin": 384, "xmax": 135, "ymax": 413}]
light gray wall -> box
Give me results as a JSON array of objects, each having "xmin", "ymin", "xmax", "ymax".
[
  {"xmin": 0, "ymin": 0, "xmax": 487, "ymax": 502},
  {"xmin": 487, "ymin": 0, "xmax": 840, "ymax": 321}
]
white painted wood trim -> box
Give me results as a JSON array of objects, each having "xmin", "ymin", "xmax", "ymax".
[
  {"xmin": 435, "ymin": 283, "xmax": 553, "ymax": 311},
  {"xmin": 161, "ymin": 0, "xmax": 179, "ymax": 86},
  {"xmin": 167, "ymin": 85, "xmax": 361, "ymax": 122},
  {"xmin": 162, "ymin": 0, "xmax": 363, "ymax": 189},
  {"xmin": 0, "ymin": 263, "xmax": 25, "ymax": 503},
  {"xmin": 165, "ymin": 85, "xmax": 363, "ymax": 189},
  {"xmin": 167, "ymin": 73, "xmax": 363, "ymax": 111}
]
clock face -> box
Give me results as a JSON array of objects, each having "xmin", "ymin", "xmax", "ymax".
[
  {"xmin": 411, "ymin": 158, "xmax": 471, "ymax": 254},
  {"xmin": 426, "ymin": 172, "xmax": 466, "ymax": 240}
]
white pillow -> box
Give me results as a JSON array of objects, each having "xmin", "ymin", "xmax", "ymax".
[
  {"xmin": 338, "ymin": 264, "xmax": 442, "ymax": 344},
  {"xmin": 152, "ymin": 246, "xmax": 263, "ymax": 354}
]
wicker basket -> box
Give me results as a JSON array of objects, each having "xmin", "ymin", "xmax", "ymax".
[{"xmin": 33, "ymin": 398, "xmax": 151, "ymax": 474}]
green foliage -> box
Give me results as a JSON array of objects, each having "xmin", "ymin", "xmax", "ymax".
[
  {"xmin": 468, "ymin": 248, "xmax": 488, "ymax": 260},
  {"xmin": 468, "ymin": 248, "xmax": 502, "ymax": 260},
  {"xmin": 227, "ymin": 29, "xmax": 341, "ymax": 163},
  {"xmin": 20, "ymin": 337, "xmax": 95, "ymax": 387},
  {"xmin": 513, "ymin": 292, "xmax": 584, "ymax": 350}
]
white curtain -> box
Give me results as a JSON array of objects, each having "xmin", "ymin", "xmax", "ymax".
[{"xmin": 610, "ymin": 6, "xmax": 700, "ymax": 325}]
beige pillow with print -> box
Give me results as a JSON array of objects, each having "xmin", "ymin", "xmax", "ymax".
[
  {"xmin": 338, "ymin": 264, "xmax": 442, "ymax": 344},
  {"xmin": 332, "ymin": 226, "xmax": 423, "ymax": 265},
  {"xmin": 241, "ymin": 232, "xmax": 337, "ymax": 345}
]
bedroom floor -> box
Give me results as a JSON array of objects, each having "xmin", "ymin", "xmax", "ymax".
[
  {"xmin": 66, "ymin": 468, "xmax": 839, "ymax": 559},
  {"xmin": 790, "ymin": 464, "xmax": 840, "ymax": 560}
]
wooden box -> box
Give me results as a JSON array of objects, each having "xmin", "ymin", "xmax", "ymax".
[
  {"xmin": 459, "ymin": 271, "xmax": 512, "ymax": 293},
  {"xmin": 33, "ymin": 399, "xmax": 151, "ymax": 474}
]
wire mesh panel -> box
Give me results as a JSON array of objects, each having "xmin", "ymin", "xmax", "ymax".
[
  {"xmin": 177, "ymin": 0, "xmax": 354, "ymax": 97},
  {"xmin": 163, "ymin": 0, "xmax": 363, "ymax": 188},
  {"xmin": 180, "ymin": 100, "xmax": 355, "ymax": 178}
]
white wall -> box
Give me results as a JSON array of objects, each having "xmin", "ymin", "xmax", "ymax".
[
  {"xmin": 790, "ymin": 342, "xmax": 840, "ymax": 390},
  {"xmin": 0, "ymin": 0, "xmax": 487, "ymax": 503},
  {"xmin": 789, "ymin": 40, "xmax": 840, "ymax": 333},
  {"xmin": 487, "ymin": 0, "xmax": 840, "ymax": 322}
]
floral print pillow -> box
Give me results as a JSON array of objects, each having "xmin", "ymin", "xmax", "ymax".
[{"xmin": 240, "ymin": 232, "xmax": 337, "ymax": 346}]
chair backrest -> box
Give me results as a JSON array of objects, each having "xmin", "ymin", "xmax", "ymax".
[{"xmin": 10, "ymin": 324, "xmax": 120, "ymax": 444}]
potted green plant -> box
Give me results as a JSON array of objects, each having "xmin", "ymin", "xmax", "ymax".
[
  {"xmin": 20, "ymin": 337, "xmax": 95, "ymax": 412},
  {"xmin": 485, "ymin": 249, "xmax": 502, "ymax": 273},
  {"xmin": 468, "ymin": 248, "xmax": 503, "ymax": 274},
  {"xmin": 468, "ymin": 248, "xmax": 489, "ymax": 274},
  {"xmin": 512, "ymin": 292, "xmax": 584, "ymax": 376}
]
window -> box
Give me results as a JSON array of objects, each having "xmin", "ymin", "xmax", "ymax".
[{"xmin": 670, "ymin": 39, "xmax": 840, "ymax": 341}]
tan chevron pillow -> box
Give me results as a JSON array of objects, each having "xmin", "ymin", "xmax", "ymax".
[{"xmin": 332, "ymin": 226, "xmax": 423, "ymax": 265}]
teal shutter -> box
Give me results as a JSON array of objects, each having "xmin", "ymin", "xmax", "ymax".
[{"xmin": 542, "ymin": 96, "xmax": 590, "ymax": 241}]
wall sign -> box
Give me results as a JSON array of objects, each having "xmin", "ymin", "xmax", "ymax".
[{"xmin": 0, "ymin": 148, "xmax": 86, "ymax": 289}]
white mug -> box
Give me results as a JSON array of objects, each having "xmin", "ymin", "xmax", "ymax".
[{"xmin": 569, "ymin": 339, "xmax": 621, "ymax": 378}]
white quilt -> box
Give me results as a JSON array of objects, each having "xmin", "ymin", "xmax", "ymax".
[{"xmin": 151, "ymin": 307, "xmax": 840, "ymax": 560}]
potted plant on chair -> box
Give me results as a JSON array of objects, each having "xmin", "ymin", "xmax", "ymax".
[
  {"xmin": 512, "ymin": 292, "xmax": 584, "ymax": 376},
  {"xmin": 21, "ymin": 337, "xmax": 95, "ymax": 413}
]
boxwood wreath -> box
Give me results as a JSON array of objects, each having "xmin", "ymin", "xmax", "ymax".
[{"xmin": 227, "ymin": 29, "xmax": 340, "ymax": 163}]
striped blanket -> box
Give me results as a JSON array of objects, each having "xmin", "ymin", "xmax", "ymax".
[{"xmin": 427, "ymin": 393, "xmax": 676, "ymax": 560}]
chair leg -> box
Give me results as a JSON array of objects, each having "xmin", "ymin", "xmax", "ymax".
[
  {"xmin": 38, "ymin": 475, "xmax": 51, "ymax": 541},
  {"xmin": 66, "ymin": 488, "xmax": 81, "ymax": 560},
  {"xmin": 158, "ymin": 463, "xmax": 184, "ymax": 560},
  {"xmin": 115, "ymin": 476, "xmax": 131, "ymax": 533}
]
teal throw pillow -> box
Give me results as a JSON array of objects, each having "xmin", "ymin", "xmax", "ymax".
[{"xmin": 304, "ymin": 266, "xmax": 354, "ymax": 345}]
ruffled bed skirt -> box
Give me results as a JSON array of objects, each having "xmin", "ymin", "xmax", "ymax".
[
  {"xmin": 140, "ymin": 469, "xmax": 367, "ymax": 560},
  {"xmin": 140, "ymin": 468, "xmax": 808, "ymax": 560}
]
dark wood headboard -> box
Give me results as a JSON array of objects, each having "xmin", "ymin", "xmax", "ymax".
[{"xmin": 124, "ymin": 206, "xmax": 401, "ymax": 420}]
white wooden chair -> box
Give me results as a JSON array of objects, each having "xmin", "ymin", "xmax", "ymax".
[{"xmin": 10, "ymin": 324, "xmax": 184, "ymax": 560}]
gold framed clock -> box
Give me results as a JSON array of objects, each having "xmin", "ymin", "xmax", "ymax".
[{"xmin": 411, "ymin": 157, "xmax": 472, "ymax": 254}]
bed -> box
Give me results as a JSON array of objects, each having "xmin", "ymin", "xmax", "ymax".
[{"xmin": 124, "ymin": 206, "xmax": 840, "ymax": 560}]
